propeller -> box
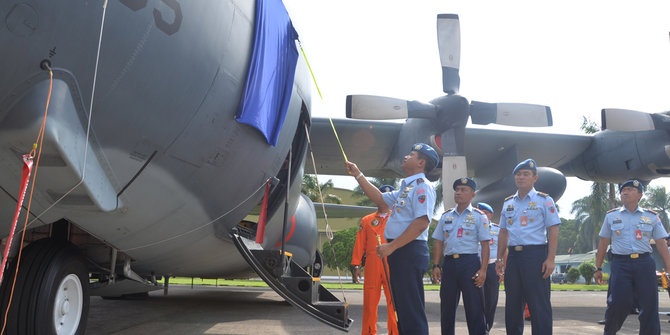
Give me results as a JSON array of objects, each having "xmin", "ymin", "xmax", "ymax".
[
  {"xmin": 601, "ymin": 108, "xmax": 670, "ymax": 131},
  {"xmin": 345, "ymin": 14, "xmax": 553, "ymax": 210}
]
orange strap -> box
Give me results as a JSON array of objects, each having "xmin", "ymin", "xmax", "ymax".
[{"xmin": 0, "ymin": 155, "xmax": 33, "ymax": 286}]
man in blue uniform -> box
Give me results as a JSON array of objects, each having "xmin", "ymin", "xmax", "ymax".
[
  {"xmin": 432, "ymin": 177, "xmax": 490, "ymax": 335},
  {"xmin": 345, "ymin": 143, "xmax": 438, "ymax": 335},
  {"xmin": 477, "ymin": 202, "xmax": 506, "ymax": 331},
  {"xmin": 594, "ymin": 179, "xmax": 670, "ymax": 335},
  {"xmin": 495, "ymin": 158, "xmax": 561, "ymax": 335}
]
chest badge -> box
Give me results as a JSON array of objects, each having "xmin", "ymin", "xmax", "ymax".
[{"xmin": 371, "ymin": 219, "xmax": 380, "ymax": 226}]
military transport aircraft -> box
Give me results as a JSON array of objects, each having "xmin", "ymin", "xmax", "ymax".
[{"xmin": 1, "ymin": 1, "xmax": 670, "ymax": 335}]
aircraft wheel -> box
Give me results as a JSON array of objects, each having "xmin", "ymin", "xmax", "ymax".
[{"xmin": 0, "ymin": 238, "xmax": 89, "ymax": 335}]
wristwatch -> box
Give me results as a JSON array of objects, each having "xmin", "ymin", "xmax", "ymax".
[
  {"xmin": 496, "ymin": 258, "xmax": 504, "ymax": 263},
  {"xmin": 595, "ymin": 267, "xmax": 602, "ymax": 272},
  {"xmin": 432, "ymin": 264, "xmax": 441, "ymax": 270},
  {"xmin": 353, "ymin": 265, "xmax": 360, "ymax": 269}
]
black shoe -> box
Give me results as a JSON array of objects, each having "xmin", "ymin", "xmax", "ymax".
[{"xmin": 597, "ymin": 319, "xmax": 606, "ymax": 325}]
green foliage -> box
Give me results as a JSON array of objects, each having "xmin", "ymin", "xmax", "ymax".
[
  {"xmin": 557, "ymin": 218, "xmax": 578, "ymax": 255},
  {"xmin": 321, "ymin": 226, "xmax": 358, "ymax": 271},
  {"xmin": 641, "ymin": 185, "xmax": 670, "ymax": 231},
  {"xmin": 571, "ymin": 182, "xmax": 610, "ymax": 252},
  {"xmin": 580, "ymin": 116, "xmax": 600, "ymax": 134},
  {"xmin": 302, "ymin": 175, "xmax": 342, "ymax": 204},
  {"xmin": 567, "ymin": 267, "xmax": 581, "ymax": 283},
  {"xmin": 351, "ymin": 177, "xmax": 399, "ymax": 206},
  {"xmin": 579, "ymin": 262, "xmax": 596, "ymax": 285}
]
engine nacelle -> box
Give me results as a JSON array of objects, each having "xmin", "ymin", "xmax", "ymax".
[{"xmin": 564, "ymin": 130, "xmax": 670, "ymax": 183}]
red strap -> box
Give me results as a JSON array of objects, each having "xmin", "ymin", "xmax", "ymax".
[
  {"xmin": 255, "ymin": 181, "xmax": 271, "ymax": 244},
  {"xmin": 0, "ymin": 155, "xmax": 33, "ymax": 285}
]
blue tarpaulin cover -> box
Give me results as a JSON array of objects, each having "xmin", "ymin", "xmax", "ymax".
[{"xmin": 236, "ymin": 0, "xmax": 299, "ymax": 146}]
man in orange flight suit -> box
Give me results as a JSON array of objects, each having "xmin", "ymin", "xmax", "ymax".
[{"xmin": 351, "ymin": 185, "xmax": 399, "ymax": 335}]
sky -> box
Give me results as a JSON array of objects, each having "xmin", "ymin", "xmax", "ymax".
[{"xmin": 282, "ymin": 0, "xmax": 670, "ymax": 218}]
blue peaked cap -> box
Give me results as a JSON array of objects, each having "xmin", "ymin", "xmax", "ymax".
[
  {"xmin": 453, "ymin": 177, "xmax": 476, "ymax": 191},
  {"xmin": 477, "ymin": 202, "xmax": 493, "ymax": 213},
  {"xmin": 513, "ymin": 158, "xmax": 537, "ymax": 174},
  {"xmin": 619, "ymin": 179, "xmax": 644, "ymax": 193},
  {"xmin": 411, "ymin": 143, "xmax": 439, "ymax": 169}
]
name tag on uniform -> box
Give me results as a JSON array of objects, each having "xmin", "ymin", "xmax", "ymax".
[
  {"xmin": 635, "ymin": 230, "xmax": 642, "ymax": 240},
  {"xmin": 457, "ymin": 228, "xmax": 463, "ymax": 238},
  {"xmin": 520, "ymin": 216, "xmax": 528, "ymax": 226}
]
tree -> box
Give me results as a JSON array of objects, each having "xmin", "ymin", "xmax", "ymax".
[
  {"xmin": 641, "ymin": 185, "xmax": 670, "ymax": 231},
  {"xmin": 322, "ymin": 226, "xmax": 358, "ymax": 273},
  {"xmin": 567, "ymin": 267, "xmax": 581, "ymax": 284},
  {"xmin": 302, "ymin": 175, "xmax": 342, "ymax": 204},
  {"xmin": 351, "ymin": 177, "xmax": 399, "ymax": 206},
  {"xmin": 579, "ymin": 262, "xmax": 596, "ymax": 285},
  {"xmin": 571, "ymin": 182, "xmax": 609, "ymax": 252},
  {"xmin": 557, "ymin": 218, "xmax": 578, "ymax": 255}
]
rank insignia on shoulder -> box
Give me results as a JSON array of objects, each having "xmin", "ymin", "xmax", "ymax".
[
  {"xmin": 537, "ymin": 192, "xmax": 548, "ymax": 197},
  {"xmin": 607, "ymin": 208, "xmax": 618, "ymax": 213},
  {"xmin": 417, "ymin": 178, "xmax": 424, "ymax": 184},
  {"xmin": 645, "ymin": 208, "xmax": 659, "ymax": 215},
  {"xmin": 505, "ymin": 195, "xmax": 514, "ymax": 201},
  {"xmin": 474, "ymin": 208, "xmax": 484, "ymax": 215}
]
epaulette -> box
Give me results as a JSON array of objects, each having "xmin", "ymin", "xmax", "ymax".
[
  {"xmin": 473, "ymin": 208, "xmax": 485, "ymax": 215},
  {"xmin": 537, "ymin": 192, "xmax": 548, "ymax": 197},
  {"xmin": 645, "ymin": 208, "xmax": 659, "ymax": 215},
  {"xmin": 504, "ymin": 195, "xmax": 514, "ymax": 201},
  {"xmin": 606, "ymin": 208, "xmax": 618, "ymax": 214}
]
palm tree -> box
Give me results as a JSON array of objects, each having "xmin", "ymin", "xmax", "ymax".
[
  {"xmin": 571, "ymin": 182, "xmax": 610, "ymax": 251},
  {"xmin": 351, "ymin": 177, "xmax": 399, "ymax": 206},
  {"xmin": 641, "ymin": 185, "xmax": 670, "ymax": 230},
  {"xmin": 302, "ymin": 175, "xmax": 342, "ymax": 204}
]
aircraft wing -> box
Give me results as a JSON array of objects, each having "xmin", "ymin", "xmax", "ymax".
[
  {"xmin": 308, "ymin": 117, "xmax": 593, "ymax": 178},
  {"xmin": 313, "ymin": 203, "xmax": 377, "ymax": 219},
  {"xmin": 307, "ymin": 118, "xmax": 404, "ymax": 177}
]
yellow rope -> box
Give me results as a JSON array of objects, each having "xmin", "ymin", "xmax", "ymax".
[{"xmin": 299, "ymin": 41, "xmax": 348, "ymax": 162}]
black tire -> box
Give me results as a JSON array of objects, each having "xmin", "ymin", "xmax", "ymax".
[{"xmin": 0, "ymin": 238, "xmax": 89, "ymax": 335}]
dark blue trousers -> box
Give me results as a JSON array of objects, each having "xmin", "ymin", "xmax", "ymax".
[
  {"xmin": 440, "ymin": 254, "xmax": 487, "ymax": 335},
  {"xmin": 504, "ymin": 246, "xmax": 552, "ymax": 335},
  {"xmin": 604, "ymin": 254, "xmax": 659, "ymax": 335},
  {"xmin": 387, "ymin": 240, "xmax": 429, "ymax": 335},
  {"xmin": 483, "ymin": 262, "xmax": 500, "ymax": 331}
]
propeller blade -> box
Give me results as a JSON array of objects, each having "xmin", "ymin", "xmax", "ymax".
[
  {"xmin": 346, "ymin": 95, "xmax": 436, "ymax": 120},
  {"xmin": 470, "ymin": 101, "xmax": 553, "ymax": 127},
  {"xmin": 441, "ymin": 156, "xmax": 467, "ymax": 211},
  {"xmin": 601, "ymin": 108, "xmax": 656, "ymax": 131},
  {"xmin": 437, "ymin": 14, "xmax": 461, "ymax": 95}
]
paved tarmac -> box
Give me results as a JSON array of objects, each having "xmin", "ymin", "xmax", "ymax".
[{"xmin": 86, "ymin": 285, "xmax": 670, "ymax": 334}]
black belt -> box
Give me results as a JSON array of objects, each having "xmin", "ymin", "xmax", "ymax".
[
  {"xmin": 612, "ymin": 252, "xmax": 650, "ymax": 259},
  {"xmin": 508, "ymin": 244, "xmax": 547, "ymax": 252},
  {"xmin": 445, "ymin": 253, "xmax": 476, "ymax": 259}
]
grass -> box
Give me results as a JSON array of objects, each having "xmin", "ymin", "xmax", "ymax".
[{"xmin": 161, "ymin": 277, "xmax": 612, "ymax": 291}]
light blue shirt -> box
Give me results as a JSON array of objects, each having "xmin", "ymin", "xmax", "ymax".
[
  {"xmin": 599, "ymin": 206, "xmax": 667, "ymax": 255},
  {"xmin": 478, "ymin": 223, "xmax": 500, "ymax": 262},
  {"xmin": 499, "ymin": 188, "xmax": 561, "ymax": 246},
  {"xmin": 382, "ymin": 173, "xmax": 435, "ymax": 241},
  {"xmin": 433, "ymin": 204, "xmax": 490, "ymax": 255}
]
